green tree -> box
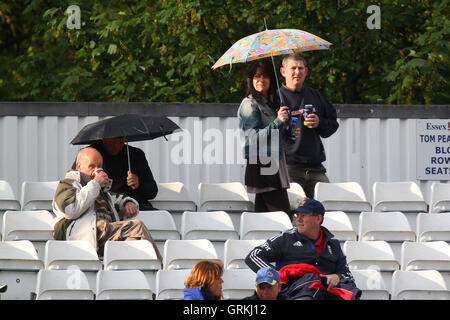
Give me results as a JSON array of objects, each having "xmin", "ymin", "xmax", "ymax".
[{"xmin": 0, "ymin": 0, "xmax": 448, "ymax": 104}]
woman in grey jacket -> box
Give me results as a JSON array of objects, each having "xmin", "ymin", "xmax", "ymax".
[{"xmin": 238, "ymin": 60, "xmax": 295, "ymax": 215}]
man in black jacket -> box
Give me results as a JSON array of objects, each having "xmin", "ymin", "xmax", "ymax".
[
  {"xmin": 279, "ymin": 54, "xmax": 339, "ymax": 198},
  {"xmin": 245, "ymin": 199, "xmax": 360, "ymax": 300},
  {"xmin": 89, "ymin": 137, "xmax": 158, "ymax": 211}
]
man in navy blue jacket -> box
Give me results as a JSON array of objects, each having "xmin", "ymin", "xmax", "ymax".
[
  {"xmin": 245, "ymin": 199, "xmax": 360, "ymax": 300},
  {"xmin": 279, "ymin": 54, "xmax": 339, "ymax": 199}
]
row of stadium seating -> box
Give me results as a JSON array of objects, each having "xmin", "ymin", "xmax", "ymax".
[
  {"xmin": 2, "ymin": 180, "xmax": 450, "ymax": 214},
  {"xmin": 2, "ymin": 210, "xmax": 449, "ymax": 257},
  {"xmin": 1, "ymin": 239, "xmax": 448, "ymax": 300}
]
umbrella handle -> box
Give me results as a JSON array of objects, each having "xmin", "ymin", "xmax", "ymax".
[
  {"xmin": 264, "ymin": 18, "xmax": 284, "ymax": 107},
  {"xmin": 126, "ymin": 142, "xmax": 131, "ymax": 173}
]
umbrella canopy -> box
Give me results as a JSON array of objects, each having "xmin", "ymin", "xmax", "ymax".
[
  {"xmin": 211, "ymin": 28, "xmax": 332, "ymax": 70},
  {"xmin": 70, "ymin": 114, "xmax": 181, "ymax": 145}
]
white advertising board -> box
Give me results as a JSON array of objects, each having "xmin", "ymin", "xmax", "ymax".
[{"xmin": 416, "ymin": 119, "xmax": 450, "ymax": 180}]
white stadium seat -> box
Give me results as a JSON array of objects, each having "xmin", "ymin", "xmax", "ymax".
[
  {"xmin": 391, "ymin": 270, "xmax": 449, "ymax": 300},
  {"xmin": 96, "ymin": 270, "xmax": 153, "ymax": 300},
  {"xmin": 401, "ymin": 241, "xmax": 450, "ymax": 287},
  {"xmin": 343, "ymin": 240, "xmax": 399, "ymax": 292},
  {"xmin": 2, "ymin": 210, "xmax": 56, "ymax": 260},
  {"xmin": 36, "ymin": 269, "xmax": 94, "ymax": 300},
  {"xmin": 351, "ymin": 269, "xmax": 390, "ymax": 300},
  {"xmin": 224, "ymin": 239, "xmax": 265, "ymax": 269},
  {"xmin": 155, "ymin": 269, "xmax": 191, "ymax": 300},
  {"xmin": 181, "ymin": 211, "xmax": 239, "ymax": 260},
  {"xmin": 136, "ymin": 210, "xmax": 180, "ymax": 254},
  {"xmin": 222, "ymin": 269, "xmax": 255, "ymax": 300},
  {"xmin": 44, "ymin": 240, "xmax": 101, "ymax": 291},
  {"xmin": 372, "ymin": 181, "xmax": 427, "ymax": 231},
  {"xmin": 0, "ymin": 180, "xmax": 21, "ymax": 240},
  {"xmin": 149, "ymin": 182, "xmax": 196, "ymax": 231},
  {"xmin": 20, "ymin": 181, "xmax": 59, "ymax": 211},
  {"xmin": 198, "ymin": 182, "xmax": 254, "ymax": 212},
  {"xmin": 322, "ymin": 211, "xmax": 357, "ymax": 243},
  {"xmin": 286, "ymin": 183, "xmax": 307, "ymax": 210},
  {"xmin": 163, "ymin": 239, "xmax": 217, "ymax": 270},
  {"xmin": 240, "ymin": 211, "xmax": 292, "ymax": 240},
  {"xmin": 416, "ymin": 213, "xmax": 450, "ymax": 242},
  {"xmin": 0, "ymin": 240, "xmax": 43, "ymax": 300},
  {"xmin": 103, "ymin": 240, "xmax": 161, "ymax": 293},
  {"xmin": 358, "ymin": 211, "xmax": 415, "ymax": 261},
  {"xmin": 315, "ymin": 182, "xmax": 371, "ymax": 212},
  {"xmin": 429, "ymin": 182, "xmax": 450, "ymax": 213}
]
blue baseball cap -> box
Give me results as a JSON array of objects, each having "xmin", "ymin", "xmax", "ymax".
[
  {"xmin": 256, "ymin": 267, "xmax": 280, "ymax": 285},
  {"xmin": 295, "ymin": 198, "xmax": 325, "ymax": 215}
]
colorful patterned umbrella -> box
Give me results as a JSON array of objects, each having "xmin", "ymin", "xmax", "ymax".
[{"xmin": 211, "ymin": 28, "xmax": 332, "ymax": 70}]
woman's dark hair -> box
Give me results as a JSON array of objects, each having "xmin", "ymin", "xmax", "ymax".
[{"xmin": 246, "ymin": 59, "xmax": 280, "ymax": 111}]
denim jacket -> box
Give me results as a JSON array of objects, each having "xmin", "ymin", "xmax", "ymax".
[{"xmin": 238, "ymin": 94, "xmax": 286, "ymax": 159}]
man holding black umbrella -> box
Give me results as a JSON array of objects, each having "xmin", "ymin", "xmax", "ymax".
[
  {"xmin": 90, "ymin": 137, "xmax": 158, "ymax": 211},
  {"xmin": 55, "ymin": 147, "xmax": 162, "ymax": 260}
]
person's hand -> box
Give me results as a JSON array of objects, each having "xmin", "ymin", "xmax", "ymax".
[
  {"xmin": 304, "ymin": 113, "xmax": 319, "ymax": 128},
  {"xmin": 92, "ymin": 169, "xmax": 109, "ymax": 187},
  {"xmin": 127, "ymin": 171, "xmax": 139, "ymax": 190},
  {"xmin": 323, "ymin": 274, "xmax": 340, "ymax": 291},
  {"xmin": 124, "ymin": 201, "xmax": 138, "ymax": 218},
  {"xmin": 277, "ymin": 106, "xmax": 289, "ymax": 123}
]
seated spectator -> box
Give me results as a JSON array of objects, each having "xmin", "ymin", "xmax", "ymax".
[
  {"xmin": 53, "ymin": 147, "xmax": 162, "ymax": 260},
  {"xmin": 183, "ymin": 260, "xmax": 224, "ymax": 300},
  {"xmin": 72, "ymin": 137, "xmax": 158, "ymax": 211},
  {"xmin": 245, "ymin": 199, "xmax": 361, "ymax": 300},
  {"xmin": 242, "ymin": 266, "xmax": 286, "ymax": 300}
]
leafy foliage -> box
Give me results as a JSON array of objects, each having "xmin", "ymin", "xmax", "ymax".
[{"xmin": 0, "ymin": 0, "xmax": 448, "ymax": 104}]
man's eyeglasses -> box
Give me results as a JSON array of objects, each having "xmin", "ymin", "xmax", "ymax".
[{"xmin": 295, "ymin": 212, "xmax": 318, "ymax": 219}]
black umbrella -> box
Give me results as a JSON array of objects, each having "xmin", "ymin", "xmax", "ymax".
[{"xmin": 70, "ymin": 114, "xmax": 181, "ymax": 171}]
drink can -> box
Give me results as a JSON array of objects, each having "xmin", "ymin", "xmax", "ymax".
[
  {"xmin": 290, "ymin": 117, "xmax": 298, "ymax": 136},
  {"xmin": 303, "ymin": 104, "xmax": 313, "ymax": 125}
]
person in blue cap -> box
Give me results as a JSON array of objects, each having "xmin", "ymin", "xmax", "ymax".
[
  {"xmin": 245, "ymin": 198, "xmax": 361, "ymax": 300},
  {"xmin": 242, "ymin": 266, "xmax": 286, "ymax": 300}
]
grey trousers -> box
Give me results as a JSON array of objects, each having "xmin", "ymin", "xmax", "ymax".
[{"xmin": 287, "ymin": 165, "xmax": 329, "ymax": 199}]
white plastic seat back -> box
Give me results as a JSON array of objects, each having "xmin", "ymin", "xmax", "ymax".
[
  {"xmin": 96, "ymin": 270, "xmax": 153, "ymax": 300},
  {"xmin": 417, "ymin": 213, "xmax": 450, "ymax": 242},
  {"xmin": 155, "ymin": 269, "xmax": 191, "ymax": 300},
  {"xmin": 315, "ymin": 182, "xmax": 371, "ymax": 212},
  {"xmin": 372, "ymin": 181, "xmax": 427, "ymax": 212},
  {"xmin": 163, "ymin": 239, "xmax": 217, "ymax": 270},
  {"xmin": 0, "ymin": 240, "xmax": 44, "ymax": 300},
  {"xmin": 359, "ymin": 212, "xmax": 415, "ymax": 242},
  {"xmin": 0, "ymin": 180, "xmax": 21, "ymax": 210},
  {"xmin": 198, "ymin": 182, "xmax": 254, "ymax": 212},
  {"xmin": 429, "ymin": 182, "xmax": 450, "ymax": 213},
  {"xmin": 36, "ymin": 269, "xmax": 94, "ymax": 300},
  {"xmin": 322, "ymin": 211, "xmax": 357, "ymax": 242},
  {"xmin": 343, "ymin": 241, "xmax": 399, "ymax": 271},
  {"xmin": 3, "ymin": 210, "xmax": 56, "ymax": 260},
  {"xmin": 392, "ymin": 270, "xmax": 449, "ymax": 300},
  {"xmin": 222, "ymin": 269, "xmax": 255, "ymax": 299},
  {"xmin": 286, "ymin": 183, "xmax": 307, "ymax": 210},
  {"xmin": 103, "ymin": 240, "xmax": 161, "ymax": 271},
  {"xmin": 137, "ymin": 210, "xmax": 180, "ymax": 241},
  {"xmin": 240, "ymin": 211, "xmax": 293, "ymax": 240},
  {"xmin": 149, "ymin": 182, "xmax": 196, "ymax": 212},
  {"xmin": 20, "ymin": 181, "xmax": 59, "ymax": 211},
  {"xmin": 181, "ymin": 211, "xmax": 238, "ymax": 240},
  {"xmin": 351, "ymin": 269, "xmax": 389, "ymax": 300},
  {"xmin": 3, "ymin": 210, "xmax": 55, "ymax": 241},
  {"xmin": 45, "ymin": 240, "xmax": 101, "ymax": 271},
  {"xmin": 224, "ymin": 239, "xmax": 265, "ymax": 269},
  {"xmin": 401, "ymin": 241, "xmax": 450, "ymax": 272}
]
